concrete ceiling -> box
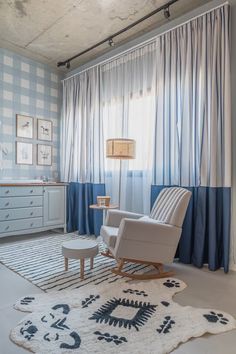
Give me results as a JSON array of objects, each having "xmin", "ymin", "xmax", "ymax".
[{"xmin": 0, "ymin": 0, "xmax": 212, "ymax": 72}]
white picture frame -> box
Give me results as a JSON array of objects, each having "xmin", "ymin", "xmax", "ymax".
[
  {"xmin": 37, "ymin": 119, "xmax": 52, "ymax": 141},
  {"xmin": 16, "ymin": 114, "xmax": 33, "ymax": 139},
  {"xmin": 37, "ymin": 144, "xmax": 52, "ymax": 166},
  {"xmin": 16, "ymin": 142, "xmax": 33, "ymax": 165}
]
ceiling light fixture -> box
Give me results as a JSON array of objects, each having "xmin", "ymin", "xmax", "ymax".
[
  {"xmin": 57, "ymin": 0, "xmax": 180, "ymax": 69},
  {"xmin": 164, "ymin": 6, "xmax": 170, "ymax": 19},
  {"xmin": 108, "ymin": 38, "xmax": 115, "ymax": 47}
]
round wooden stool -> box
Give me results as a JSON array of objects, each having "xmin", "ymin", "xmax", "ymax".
[{"xmin": 62, "ymin": 239, "xmax": 99, "ymax": 280}]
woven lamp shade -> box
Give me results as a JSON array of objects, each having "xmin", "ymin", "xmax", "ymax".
[{"xmin": 106, "ymin": 138, "xmax": 135, "ymax": 159}]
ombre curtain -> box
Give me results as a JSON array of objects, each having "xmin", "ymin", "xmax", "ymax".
[
  {"xmin": 61, "ymin": 67, "xmax": 105, "ymax": 235},
  {"xmin": 151, "ymin": 5, "xmax": 231, "ymax": 271},
  {"xmin": 61, "ymin": 5, "xmax": 231, "ymax": 269}
]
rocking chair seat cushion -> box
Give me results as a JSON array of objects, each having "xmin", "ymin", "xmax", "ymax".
[{"xmin": 100, "ymin": 225, "xmax": 118, "ymax": 249}]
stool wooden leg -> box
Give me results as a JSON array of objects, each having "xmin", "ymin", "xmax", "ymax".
[
  {"xmin": 80, "ymin": 259, "xmax": 85, "ymax": 280},
  {"xmin": 64, "ymin": 257, "xmax": 68, "ymax": 271},
  {"xmin": 90, "ymin": 257, "xmax": 94, "ymax": 269}
]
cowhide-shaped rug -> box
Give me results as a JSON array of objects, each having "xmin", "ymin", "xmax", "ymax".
[{"xmin": 11, "ymin": 278, "xmax": 235, "ymax": 353}]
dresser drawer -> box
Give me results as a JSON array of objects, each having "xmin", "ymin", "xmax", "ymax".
[
  {"xmin": 0, "ymin": 217, "xmax": 43, "ymax": 233},
  {"xmin": 0, "ymin": 186, "xmax": 43, "ymax": 197},
  {"xmin": 0, "ymin": 196, "xmax": 43, "ymax": 209},
  {"xmin": 0, "ymin": 207, "xmax": 43, "ymax": 221}
]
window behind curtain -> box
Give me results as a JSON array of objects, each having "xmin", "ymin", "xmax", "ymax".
[{"xmin": 102, "ymin": 91, "xmax": 155, "ymax": 213}]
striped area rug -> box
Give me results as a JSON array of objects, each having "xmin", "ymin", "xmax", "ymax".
[{"xmin": 0, "ymin": 233, "xmax": 149, "ymax": 292}]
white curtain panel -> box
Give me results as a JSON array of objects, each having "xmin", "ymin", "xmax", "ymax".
[
  {"xmin": 61, "ymin": 4, "xmax": 231, "ymax": 213},
  {"xmin": 102, "ymin": 93, "xmax": 155, "ymax": 213},
  {"xmin": 61, "ymin": 67, "xmax": 104, "ymax": 183},
  {"xmin": 101, "ymin": 42, "xmax": 157, "ymax": 212},
  {"xmin": 153, "ymin": 5, "xmax": 231, "ymax": 188}
]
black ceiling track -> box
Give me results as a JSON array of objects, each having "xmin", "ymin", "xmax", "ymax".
[{"xmin": 57, "ymin": 0, "xmax": 180, "ymax": 69}]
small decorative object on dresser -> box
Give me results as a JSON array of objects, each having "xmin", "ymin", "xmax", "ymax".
[
  {"xmin": 37, "ymin": 118, "xmax": 52, "ymax": 141},
  {"xmin": 37, "ymin": 144, "xmax": 52, "ymax": 166},
  {"xmin": 16, "ymin": 114, "xmax": 33, "ymax": 139},
  {"xmin": 16, "ymin": 142, "xmax": 33, "ymax": 165}
]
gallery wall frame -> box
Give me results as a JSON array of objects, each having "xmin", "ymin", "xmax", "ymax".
[
  {"xmin": 16, "ymin": 114, "xmax": 34, "ymax": 139},
  {"xmin": 37, "ymin": 144, "xmax": 52, "ymax": 166},
  {"xmin": 37, "ymin": 118, "xmax": 52, "ymax": 142},
  {"xmin": 16, "ymin": 141, "xmax": 33, "ymax": 165}
]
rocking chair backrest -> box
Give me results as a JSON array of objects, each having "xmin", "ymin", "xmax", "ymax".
[{"xmin": 150, "ymin": 187, "xmax": 191, "ymax": 228}]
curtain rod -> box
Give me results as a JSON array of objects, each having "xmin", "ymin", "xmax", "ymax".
[
  {"xmin": 58, "ymin": 0, "xmax": 179, "ymax": 69},
  {"xmin": 63, "ymin": 1, "xmax": 229, "ymax": 82}
]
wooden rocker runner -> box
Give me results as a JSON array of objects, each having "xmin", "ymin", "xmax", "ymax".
[
  {"xmin": 100, "ymin": 187, "xmax": 192, "ymax": 280},
  {"xmin": 101, "ymin": 249, "xmax": 174, "ymax": 280}
]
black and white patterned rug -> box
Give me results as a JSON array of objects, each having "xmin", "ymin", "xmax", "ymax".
[
  {"xmin": 0, "ymin": 233, "xmax": 150, "ymax": 292},
  {"xmin": 11, "ymin": 277, "xmax": 236, "ymax": 354}
]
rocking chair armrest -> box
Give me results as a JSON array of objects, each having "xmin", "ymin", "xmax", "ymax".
[
  {"xmin": 105, "ymin": 209, "xmax": 144, "ymax": 227},
  {"xmin": 117, "ymin": 218, "xmax": 181, "ymax": 245}
]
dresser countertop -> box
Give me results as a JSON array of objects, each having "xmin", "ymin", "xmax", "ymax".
[{"xmin": 0, "ymin": 182, "xmax": 68, "ymax": 187}]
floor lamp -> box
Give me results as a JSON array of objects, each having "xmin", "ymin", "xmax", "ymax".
[{"xmin": 106, "ymin": 138, "xmax": 136, "ymax": 207}]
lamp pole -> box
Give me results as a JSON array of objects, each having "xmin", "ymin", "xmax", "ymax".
[
  {"xmin": 119, "ymin": 159, "xmax": 122, "ymax": 207},
  {"xmin": 106, "ymin": 138, "xmax": 136, "ymax": 209}
]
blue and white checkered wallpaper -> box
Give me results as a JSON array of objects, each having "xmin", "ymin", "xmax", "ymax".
[{"xmin": 0, "ymin": 48, "xmax": 62, "ymax": 181}]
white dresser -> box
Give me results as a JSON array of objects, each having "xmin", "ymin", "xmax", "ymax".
[{"xmin": 0, "ymin": 183, "xmax": 67, "ymax": 238}]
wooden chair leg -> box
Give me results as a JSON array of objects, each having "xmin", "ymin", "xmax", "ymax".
[
  {"xmin": 101, "ymin": 249, "xmax": 114, "ymax": 259},
  {"xmin": 111, "ymin": 259, "xmax": 125, "ymax": 276},
  {"xmin": 90, "ymin": 257, "xmax": 94, "ymax": 269},
  {"xmin": 117, "ymin": 259, "xmax": 125, "ymax": 271},
  {"xmin": 153, "ymin": 263, "xmax": 164, "ymax": 273},
  {"xmin": 64, "ymin": 257, "xmax": 68, "ymax": 271},
  {"xmin": 80, "ymin": 259, "xmax": 84, "ymax": 280}
]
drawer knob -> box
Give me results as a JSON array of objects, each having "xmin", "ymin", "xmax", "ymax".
[
  {"xmin": 30, "ymin": 223, "xmax": 34, "ymax": 227},
  {"xmin": 30, "ymin": 201, "xmax": 33, "ymax": 205},
  {"xmin": 5, "ymin": 226, "xmax": 9, "ymax": 230},
  {"xmin": 5, "ymin": 202, "xmax": 9, "ymax": 206},
  {"xmin": 5, "ymin": 214, "xmax": 9, "ymax": 218},
  {"xmin": 5, "ymin": 190, "xmax": 10, "ymax": 194},
  {"xmin": 30, "ymin": 190, "xmax": 33, "ymax": 193},
  {"xmin": 30, "ymin": 212, "xmax": 34, "ymax": 216}
]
